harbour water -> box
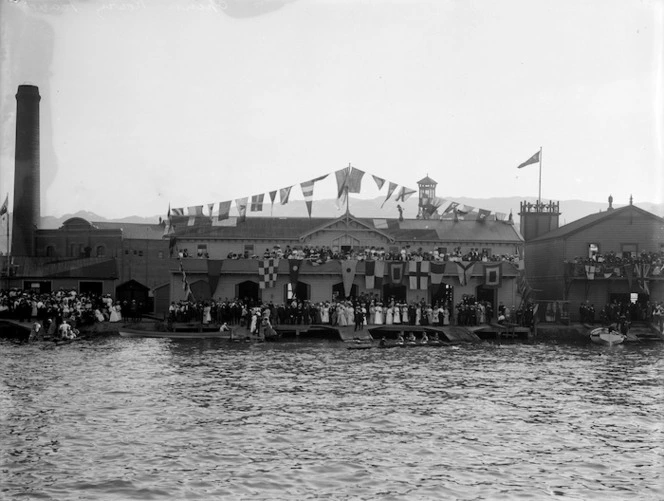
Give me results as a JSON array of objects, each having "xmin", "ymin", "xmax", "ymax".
[{"xmin": 1, "ymin": 337, "xmax": 662, "ymax": 500}]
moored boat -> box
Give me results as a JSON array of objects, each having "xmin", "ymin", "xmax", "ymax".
[{"xmin": 590, "ymin": 326, "xmax": 626, "ymax": 345}]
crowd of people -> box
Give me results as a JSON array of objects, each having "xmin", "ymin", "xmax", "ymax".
[
  {"xmin": 166, "ymin": 292, "xmax": 541, "ymax": 332},
  {"xmin": 179, "ymin": 244, "xmax": 519, "ymax": 264},
  {"xmin": 567, "ymin": 250, "xmax": 663, "ymax": 277},
  {"xmin": 0, "ymin": 288, "xmax": 142, "ymax": 337}
]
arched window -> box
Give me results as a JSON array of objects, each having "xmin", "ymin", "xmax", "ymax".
[
  {"xmin": 96, "ymin": 245, "xmax": 106, "ymax": 257},
  {"xmin": 45, "ymin": 245, "xmax": 55, "ymax": 257}
]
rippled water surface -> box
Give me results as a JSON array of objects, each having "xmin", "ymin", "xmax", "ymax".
[{"xmin": 1, "ymin": 336, "xmax": 663, "ymax": 500}]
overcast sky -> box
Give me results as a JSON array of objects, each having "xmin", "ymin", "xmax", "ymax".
[{"xmin": 1, "ymin": 0, "xmax": 662, "ymax": 219}]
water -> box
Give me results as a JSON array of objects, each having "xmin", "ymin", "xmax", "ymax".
[{"xmin": 1, "ymin": 337, "xmax": 663, "ymax": 500}]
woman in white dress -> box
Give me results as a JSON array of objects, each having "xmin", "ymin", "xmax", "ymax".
[
  {"xmin": 109, "ymin": 303, "xmax": 121, "ymax": 322},
  {"xmin": 320, "ymin": 303, "xmax": 330, "ymax": 324},
  {"xmin": 415, "ymin": 306, "xmax": 422, "ymax": 326},
  {"xmin": 442, "ymin": 306, "xmax": 450, "ymax": 326},
  {"xmin": 203, "ymin": 304, "xmax": 212, "ymax": 324},
  {"xmin": 338, "ymin": 304, "xmax": 348, "ymax": 326},
  {"xmin": 369, "ymin": 303, "xmax": 376, "ymax": 325},
  {"xmin": 374, "ymin": 303, "xmax": 384, "ymax": 325},
  {"xmin": 386, "ymin": 305, "xmax": 394, "ymax": 325},
  {"xmin": 393, "ymin": 304, "xmax": 401, "ymax": 324}
]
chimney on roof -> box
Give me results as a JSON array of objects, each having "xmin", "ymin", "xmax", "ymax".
[
  {"xmin": 607, "ymin": 194, "xmax": 614, "ymax": 211},
  {"xmin": 11, "ymin": 85, "xmax": 41, "ymax": 256}
]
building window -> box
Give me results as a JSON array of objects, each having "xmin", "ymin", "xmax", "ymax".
[
  {"xmin": 197, "ymin": 244, "xmax": 207, "ymax": 258},
  {"xmin": 621, "ymin": 243, "xmax": 637, "ymax": 259},
  {"xmin": 96, "ymin": 245, "xmax": 106, "ymax": 257},
  {"xmin": 244, "ymin": 244, "xmax": 254, "ymax": 257},
  {"xmin": 588, "ymin": 243, "xmax": 599, "ymax": 260},
  {"xmin": 45, "ymin": 245, "xmax": 55, "ymax": 257},
  {"xmin": 138, "ymin": 250, "xmax": 143, "ymax": 257},
  {"xmin": 482, "ymin": 247, "xmax": 492, "ymax": 256}
]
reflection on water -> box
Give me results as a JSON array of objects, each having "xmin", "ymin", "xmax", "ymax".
[{"xmin": 1, "ymin": 337, "xmax": 663, "ymax": 500}]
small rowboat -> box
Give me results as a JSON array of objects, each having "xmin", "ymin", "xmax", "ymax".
[{"xmin": 590, "ymin": 327, "xmax": 626, "ymax": 346}]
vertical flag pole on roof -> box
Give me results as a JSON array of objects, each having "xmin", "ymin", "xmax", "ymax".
[
  {"xmin": 538, "ymin": 146, "xmax": 543, "ymax": 205},
  {"xmin": 345, "ymin": 163, "xmax": 351, "ymax": 216}
]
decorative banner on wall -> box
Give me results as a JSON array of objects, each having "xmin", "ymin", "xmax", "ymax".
[
  {"xmin": 365, "ymin": 260, "xmax": 385, "ymax": 289},
  {"xmin": 430, "ymin": 262, "xmax": 446, "ymax": 284},
  {"xmin": 288, "ymin": 259, "xmax": 301, "ymax": 287},
  {"xmin": 408, "ymin": 261, "xmax": 430, "ymax": 290},
  {"xmin": 455, "ymin": 261, "xmax": 474, "ymax": 286},
  {"xmin": 259, "ymin": 258, "xmax": 279, "ymax": 289},
  {"xmin": 483, "ymin": 263, "xmax": 502, "ymax": 288},
  {"xmin": 388, "ymin": 261, "xmax": 405, "ymax": 285},
  {"xmin": 341, "ymin": 259, "xmax": 358, "ymax": 297}
]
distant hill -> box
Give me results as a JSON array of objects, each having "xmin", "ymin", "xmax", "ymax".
[{"xmin": 1, "ymin": 198, "xmax": 662, "ymax": 253}]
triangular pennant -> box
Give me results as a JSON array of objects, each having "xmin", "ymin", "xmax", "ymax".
[
  {"xmin": 235, "ymin": 197, "xmax": 248, "ymax": 222},
  {"xmin": 455, "ymin": 261, "xmax": 474, "ymax": 286},
  {"xmin": 395, "ymin": 186, "xmax": 416, "ymax": 202},
  {"xmin": 341, "ymin": 259, "xmax": 357, "ymax": 298},
  {"xmin": 372, "ymin": 175, "xmax": 385, "ymax": 190},
  {"xmin": 381, "ymin": 182, "xmax": 398, "ymax": 208},
  {"xmin": 280, "ymin": 186, "xmax": 292, "ymax": 205}
]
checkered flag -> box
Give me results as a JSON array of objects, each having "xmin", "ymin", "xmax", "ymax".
[{"xmin": 259, "ymin": 258, "xmax": 279, "ymax": 289}]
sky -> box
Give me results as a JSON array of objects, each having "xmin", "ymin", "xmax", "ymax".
[{"xmin": 0, "ymin": 0, "xmax": 662, "ymax": 219}]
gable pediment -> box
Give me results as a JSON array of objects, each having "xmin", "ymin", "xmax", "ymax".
[{"xmin": 299, "ymin": 214, "xmax": 395, "ymax": 243}]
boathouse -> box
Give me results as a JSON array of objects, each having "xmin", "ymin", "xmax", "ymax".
[{"xmin": 522, "ymin": 196, "xmax": 664, "ymax": 321}]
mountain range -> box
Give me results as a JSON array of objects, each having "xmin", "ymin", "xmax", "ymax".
[
  {"xmin": 0, "ymin": 197, "xmax": 661, "ymax": 253},
  {"xmin": 35, "ymin": 196, "xmax": 664, "ymax": 229}
]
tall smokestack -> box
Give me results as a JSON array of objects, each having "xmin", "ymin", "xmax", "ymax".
[{"xmin": 12, "ymin": 85, "xmax": 41, "ymax": 256}]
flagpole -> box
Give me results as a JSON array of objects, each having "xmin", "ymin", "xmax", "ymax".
[
  {"xmin": 538, "ymin": 146, "xmax": 543, "ymax": 205},
  {"xmin": 5, "ymin": 194, "xmax": 10, "ymax": 290},
  {"xmin": 345, "ymin": 162, "xmax": 351, "ymax": 216}
]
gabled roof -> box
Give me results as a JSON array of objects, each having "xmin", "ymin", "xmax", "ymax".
[
  {"xmin": 529, "ymin": 204, "xmax": 664, "ymax": 242},
  {"xmin": 168, "ymin": 213, "xmax": 523, "ymax": 244},
  {"xmin": 298, "ymin": 213, "xmax": 395, "ymax": 243}
]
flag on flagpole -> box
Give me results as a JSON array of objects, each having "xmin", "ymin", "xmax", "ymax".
[{"xmin": 517, "ymin": 150, "xmax": 540, "ymax": 169}]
